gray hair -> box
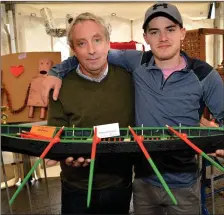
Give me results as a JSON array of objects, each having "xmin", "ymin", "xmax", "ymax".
[{"xmin": 67, "ymin": 12, "xmax": 110, "ymax": 49}]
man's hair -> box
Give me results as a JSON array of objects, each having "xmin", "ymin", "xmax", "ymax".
[{"xmin": 67, "ymin": 12, "xmax": 110, "ymax": 49}]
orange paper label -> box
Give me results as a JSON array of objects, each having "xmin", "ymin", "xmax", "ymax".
[{"xmin": 30, "ymin": 126, "xmax": 56, "ymax": 138}]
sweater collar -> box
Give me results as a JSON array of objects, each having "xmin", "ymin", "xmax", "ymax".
[{"xmin": 76, "ymin": 64, "xmax": 108, "ymax": 82}]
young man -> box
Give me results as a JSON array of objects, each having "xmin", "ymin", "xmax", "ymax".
[
  {"xmin": 43, "ymin": 3, "xmax": 224, "ymax": 215},
  {"xmin": 47, "ymin": 12, "xmax": 135, "ymax": 214}
]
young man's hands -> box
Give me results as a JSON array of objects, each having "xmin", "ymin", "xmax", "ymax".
[
  {"xmin": 64, "ymin": 157, "xmax": 91, "ymax": 167},
  {"xmin": 41, "ymin": 76, "xmax": 62, "ymax": 105},
  {"xmin": 45, "ymin": 157, "xmax": 91, "ymax": 167},
  {"xmin": 200, "ymin": 116, "xmax": 224, "ymax": 158}
]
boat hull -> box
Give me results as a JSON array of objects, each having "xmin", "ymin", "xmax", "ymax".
[{"xmin": 1, "ymin": 134, "xmax": 224, "ymax": 160}]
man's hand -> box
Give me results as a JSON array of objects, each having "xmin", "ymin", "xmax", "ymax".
[
  {"xmin": 45, "ymin": 157, "xmax": 91, "ymax": 168},
  {"xmin": 45, "ymin": 159, "xmax": 58, "ymax": 167},
  {"xmin": 41, "ymin": 76, "xmax": 62, "ymax": 105},
  {"xmin": 200, "ymin": 116, "xmax": 224, "ymax": 158},
  {"xmin": 212, "ymin": 150, "xmax": 224, "ymax": 158},
  {"xmin": 65, "ymin": 157, "xmax": 91, "ymax": 167},
  {"xmin": 200, "ymin": 117, "xmax": 218, "ymax": 127}
]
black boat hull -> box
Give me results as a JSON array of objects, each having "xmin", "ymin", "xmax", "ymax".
[{"xmin": 1, "ymin": 134, "xmax": 224, "ymax": 160}]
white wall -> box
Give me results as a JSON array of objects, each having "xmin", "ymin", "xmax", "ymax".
[
  {"xmin": 1, "ymin": 26, "xmax": 10, "ymax": 55},
  {"xmin": 14, "ymin": 4, "xmax": 215, "ymax": 66},
  {"xmin": 15, "ymin": 12, "xmax": 52, "ymax": 52},
  {"xmin": 104, "ymin": 15, "xmax": 131, "ymax": 42},
  {"xmin": 1, "ymin": 4, "xmax": 10, "ymax": 55},
  {"xmin": 15, "ymin": 6, "xmax": 132, "ymax": 61},
  {"xmin": 214, "ymin": 2, "xmax": 224, "ymax": 68}
]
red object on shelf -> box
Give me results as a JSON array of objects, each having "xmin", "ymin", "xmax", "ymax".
[{"xmin": 110, "ymin": 40, "xmax": 145, "ymax": 50}]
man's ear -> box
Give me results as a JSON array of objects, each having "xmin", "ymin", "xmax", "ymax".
[
  {"xmin": 143, "ymin": 32, "xmax": 150, "ymax": 45},
  {"xmin": 107, "ymin": 40, "xmax": 110, "ymax": 54},
  {"xmin": 108, "ymin": 40, "xmax": 111, "ymax": 49},
  {"xmin": 71, "ymin": 48, "xmax": 77, "ymax": 57},
  {"xmin": 180, "ymin": 27, "xmax": 186, "ymax": 41}
]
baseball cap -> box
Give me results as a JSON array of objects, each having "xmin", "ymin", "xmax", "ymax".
[{"xmin": 142, "ymin": 2, "xmax": 183, "ymax": 30}]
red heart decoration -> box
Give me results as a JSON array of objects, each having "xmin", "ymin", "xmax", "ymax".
[{"xmin": 10, "ymin": 65, "xmax": 24, "ymax": 77}]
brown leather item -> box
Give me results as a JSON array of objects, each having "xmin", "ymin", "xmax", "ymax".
[{"xmin": 27, "ymin": 58, "xmax": 53, "ymax": 119}]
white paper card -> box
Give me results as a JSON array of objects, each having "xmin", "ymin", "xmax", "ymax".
[{"xmin": 94, "ymin": 123, "xmax": 120, "ymax": 138}]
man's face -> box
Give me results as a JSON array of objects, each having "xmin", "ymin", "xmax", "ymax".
[
  {"xmin": 143, "ymin": 16, "xmax": 186, "ymax": 61},
  {"xmin": 71, "ymin": 20, "xmax": 110, "ymax": 78}
]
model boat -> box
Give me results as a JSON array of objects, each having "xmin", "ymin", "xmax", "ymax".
[{"xmin": 1, "ymin": 125, "xmax": 224, "ymax": 159}]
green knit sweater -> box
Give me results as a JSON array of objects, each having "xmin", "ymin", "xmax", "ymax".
[{"xmin": 48, "ymin": 63, "xmax": 135, "ymax": 190}]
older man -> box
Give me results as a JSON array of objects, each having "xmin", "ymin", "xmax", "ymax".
[{"xmin": 47, "ymin": 12, "xmax": 135, "ymax": 214}]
